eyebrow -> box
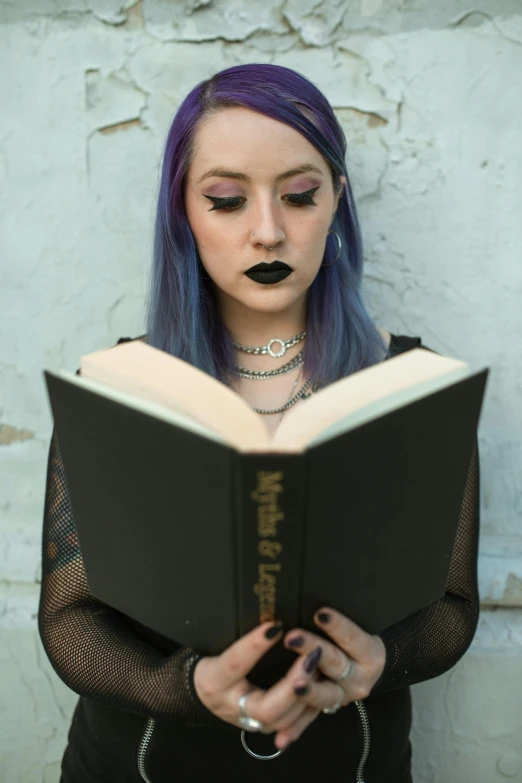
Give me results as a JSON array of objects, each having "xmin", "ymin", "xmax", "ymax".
[{"xmin": 197, "ymin": 164, "xmax": 324, "ymax": 185}]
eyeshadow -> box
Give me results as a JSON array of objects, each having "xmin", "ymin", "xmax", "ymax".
[
  {"xmin": 202, "ymin": 185, "xmax": 244, "ymax": 198},
  {"xmin": 282, "ymin": 178, "xmax": 322, "ymax": 194}
]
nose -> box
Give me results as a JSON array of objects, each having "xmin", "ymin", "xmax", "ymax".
[{"xmin": 249, "ymin": 201, "xmax": 285, "ymax": 252}]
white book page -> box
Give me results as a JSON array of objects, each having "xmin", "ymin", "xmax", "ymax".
[
  {"xmin": 54, "ymin": 371, "xmax": 228, "ymax": 446},
  {"xmin": 305, "ymin": 366, "xmax": 470, "ymax": 448},
  {"xmin": 81, "ymin": 341, "xmax": 271, "ymax": 452},
  {"xmin": 78, "ymin": 343, "xmax": 469, "ymax": 454},
  {"xmin": 273, "ymin": 349, "xmax": 468, "ymax": 451}
]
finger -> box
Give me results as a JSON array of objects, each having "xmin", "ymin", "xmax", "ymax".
[
  {"xmin": 274, "ymin": 707, "xmax": 320, "ymax": 750},
  {"xmin": 214, "ymin": 621, "xmax": 284, "ymax": 689},
  {"xmin": 263, "ymin": 701, "xmax": 307, "ymax": 733},
  {"xmin": 313, "ymin": 608, "xmax": 374, "ymax": 663},
  {"xmin": 252, "ymin": 694, "xmax": 307, "ymax": 733},
  {"xmin": 284, "ymin": 628, "xmax": 353, "ymax": 682},
  {"xmin": 246, "ymin": 645, "xmax": 323, "ymax": 728},
  {"xmin": 290, "ymin": 677, "xmax": 347, "ymax": 711}
]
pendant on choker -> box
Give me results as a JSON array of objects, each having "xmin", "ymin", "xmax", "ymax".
[{"xmin": 232, "ymin": 331, "xmax": 306, "ymax": 357}]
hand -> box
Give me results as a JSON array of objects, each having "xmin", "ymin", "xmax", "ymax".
[
  {"xmin": 281, "ymin": 608, "xmax": 386, "ymax": 719},
  {"xmin": 193, "ymin": 621, "xmax": 321, "ymax": 749}
]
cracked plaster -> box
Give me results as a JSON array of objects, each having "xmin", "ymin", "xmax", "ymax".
[
  {"xmin": 142, "ymin": 0, "xmax": 287, "ymax": 43},
  {"xmin": 0, "ymin": 424, "xmax": 35, "ymax": 445},
  {"xmin": 85, "ymin": 69, "xmax": 147, "ymax": 132},
  {"xmin": 411, "ymin": 648, "xmax": 522, "ymax": 782},
  {"xmin": 339, "ymin": 0, "xmax": 522, "ymax": 36},
  {"xmin": 335, "ymin": 108, "xmax": 389, "ymax": 200},
  {"xmin": 274, "ymin": 45, "xmax": 396, "ymax": 116},
  {"xmin": 282, "ymin": 0, "xmax": 347, "ymax": 47},
  {"xmin": 0, "ymin": 584, "xmax": 77, "ymax": 780},
  {"xmin": 480, "ymin": 553, "xmax": 522, "ymax": 607},
  {"xmin": 1, "ymin": 2, "xmax": 521, "ymax": 780}
]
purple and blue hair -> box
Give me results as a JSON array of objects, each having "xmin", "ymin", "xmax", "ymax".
[{"xmin": 145, "ymin": 63, "xmax": 387, "ymax": 386}]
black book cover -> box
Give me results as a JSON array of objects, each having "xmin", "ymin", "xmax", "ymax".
[{"xmin": 43, "ymin": 367, "xmax": 488, "ymax": 666}]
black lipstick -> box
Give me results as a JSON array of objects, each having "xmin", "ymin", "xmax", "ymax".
[{"xmin": 245, "ymin": 260, "xmax": 293, "ymax": 285}]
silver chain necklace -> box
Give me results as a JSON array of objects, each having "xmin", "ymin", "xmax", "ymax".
[
  {"xmin": 251, "ymin": 375, "xmax": 313, "ymax": 415},
  {"xmin": 278, "ymin": 372, "xmax": 300, "ymax": 422},
  {"xmin": 232, "ymin": 349, "xmax": 304, "ymax": 380},
  {"xmin": 231, "ymin": 331, "xmax": 309, "ymax": 418},
  {"xmin": 232, "ymin": 331, "xmax": 306, "ymax": 358}
]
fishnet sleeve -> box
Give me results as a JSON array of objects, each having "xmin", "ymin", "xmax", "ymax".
[
  {"xmin": 37, "ymin": 430, "xmax": 224, "ymax": 727},
  {"xmin": 371, "ymin": 442, "xmax": 480, "ymax": 695}
]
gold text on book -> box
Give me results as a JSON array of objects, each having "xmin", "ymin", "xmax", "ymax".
[
  {"xmin": 250, "ymin": 470, "xmax": 284, "ymax": 538},
  {"xmin": 253, "ymin": 563, "xmax": 281, "ymax": 623},
  {"xmin": 251, "ymin": 471, "xmax": 284, "ymax": 622}
]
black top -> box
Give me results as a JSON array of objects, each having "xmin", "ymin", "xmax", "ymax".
[{"xmin": 38, "ymin": 334, "xmax": 479, "ymax": 732}]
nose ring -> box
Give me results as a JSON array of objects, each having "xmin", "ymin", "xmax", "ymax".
[{"xmin": 253, "ymin": 231, "xmax": 286, "ymax": 252}]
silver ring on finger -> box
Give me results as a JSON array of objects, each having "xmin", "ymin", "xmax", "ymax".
[
  {"xmin": 238, "ymin": 691, "xmax": 265, "ymax": 733},
  {"xmin": 336, "ymin": 657, "xmax": 355, "ymax": 683},
  {"xmin": 322, "ymin": 701, "xmax": 343, "ymax": 715},
  {"xmin": 322, "ymin": 683, "xmax": 345, "ymax": 715}
]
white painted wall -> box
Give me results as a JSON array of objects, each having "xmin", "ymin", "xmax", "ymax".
[{"xmin": 1, "ymin": 1, "xmax": 521, "ymax": 780}]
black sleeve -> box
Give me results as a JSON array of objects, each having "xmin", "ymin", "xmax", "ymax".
[
  {"xmin": 371, "ymin": 442, "xmax": 480, "ymax": 694},
  {"xmin": 37, "ymin": 430, "xmax": 224, "ymax": 727}
]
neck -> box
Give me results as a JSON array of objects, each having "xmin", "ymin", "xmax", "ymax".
[
  {"xmin": 218, "ymin": 294, "xmax": 307, "ymax": 373},
  {"xmin": 220, "ymin": 298, "xmax": 306, "ymax": 350}
]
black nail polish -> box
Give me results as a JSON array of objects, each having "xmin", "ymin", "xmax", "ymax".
[
  {"xmin": 287, "ymin": 635, "xmax": 305, "ymax": 648},
  {"xmin": 264, "ymin": 621, "xmax": 283, "ymax": 640},
  {"xmin": 294, "ymin": 685, "xmax": 309, "ymax": 696},
  {"xmin": 304, "ymin": 646, "xmax": 322, "ymax": 673},
  {"xmin": 317, "ymin": 611, "xmax": 331, "ymax": 624}
]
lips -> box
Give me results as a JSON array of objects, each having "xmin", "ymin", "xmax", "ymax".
[
  {"xmin": 245, "ymin": 260, "xmax": 293, "ymax": 285},
  {"xmin": 246, "ymin": 261, "xmax": 292, "ymax": 273}
]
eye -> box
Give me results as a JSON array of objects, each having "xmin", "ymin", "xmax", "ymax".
[
  {"xmin": 284, "ymin": 186, "xmax": 320, "ymax": 207},
  {"xmin": 204, "ymin": 195, "xmax": 244, "ymax": 212}
]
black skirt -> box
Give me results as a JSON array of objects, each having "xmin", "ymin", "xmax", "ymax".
[{"xmin": 60, "ymin": 687, "xmax": 412, "ymax": 783}]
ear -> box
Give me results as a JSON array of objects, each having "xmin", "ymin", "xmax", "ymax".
[{"xmin": 333, "ymin": 175, "xmax": 347, "ymax": 217}]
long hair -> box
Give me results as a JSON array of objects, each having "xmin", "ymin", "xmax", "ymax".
[{"xmin": 145, "ymin": 63, "xmax": 387, "ymax": 386}]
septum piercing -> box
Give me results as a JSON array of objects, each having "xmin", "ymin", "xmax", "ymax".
[{"xmin": 252, "ymin": 231, "xmax": 285, "ymax": 252}]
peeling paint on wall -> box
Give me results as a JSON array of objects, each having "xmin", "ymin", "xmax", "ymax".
[
  {"xmin": 142, "ymin": 0, "xmax": 287, "ymax": 43},
  {"xmin": 0, "ymin": 425, "xmax": 35, "ymax": 446},
  {"xmin": 1, "ymin": 2, "xmax": 521, "ymax": 780},
  {"xmin": 98, "ymin": 118, "xmax": 143, "ymax": 134}
]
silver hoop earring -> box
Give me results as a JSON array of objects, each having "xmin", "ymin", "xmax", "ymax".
[{"xmin": 321, "ymin": 230, "xmax": 341, "ymax": 267}]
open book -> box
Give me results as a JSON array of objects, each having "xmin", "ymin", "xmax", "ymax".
[
  {"xmin": 74, "ymin": 340, "xmax": 472, "ymax": 452},
  {"xmin": 43, "ymin": 341, "xmax": 488, "ymax": 658}
]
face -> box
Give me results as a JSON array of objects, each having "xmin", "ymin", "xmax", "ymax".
[{"xmin": 184, "ymin": 107, "xmax": 343, "ymax": 319}]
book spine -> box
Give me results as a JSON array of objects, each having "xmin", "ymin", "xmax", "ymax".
[{"xmin": 234, "ymin": 452, "xmax": 308, "ymax": 637}]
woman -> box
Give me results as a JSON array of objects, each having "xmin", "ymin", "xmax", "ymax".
[{"xmin": 39, "ymin": 64, "xmax": 480, "ymax": 782}]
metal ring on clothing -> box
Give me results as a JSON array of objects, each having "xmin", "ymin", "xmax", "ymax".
[{"xmin": 241, "ymin": 730, "xmax": 284, "ymax": 760}]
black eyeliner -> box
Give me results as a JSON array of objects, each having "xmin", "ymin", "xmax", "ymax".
[
  {"xmin": 203, "ymin": 185, "xmax": 320, "ymax": 212},
  {"xmin": 285, "ymin": 185, "xmax": 320, "ymax": 206},
  {"xmin": 203, "ymin": 194, "xmax": 243, "ymax": 211}
]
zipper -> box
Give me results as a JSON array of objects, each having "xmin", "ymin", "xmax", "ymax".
[
  {"xmin": 137, "ymin": 717, "xmax": 155, "ymax": 783},
  {"xmin": 136, "ymin": 704, "xmax": 369, "ymax": 781},
  {"xmin": 354, "ymin": 700, "xmax": 371, "ymax": 783}
]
